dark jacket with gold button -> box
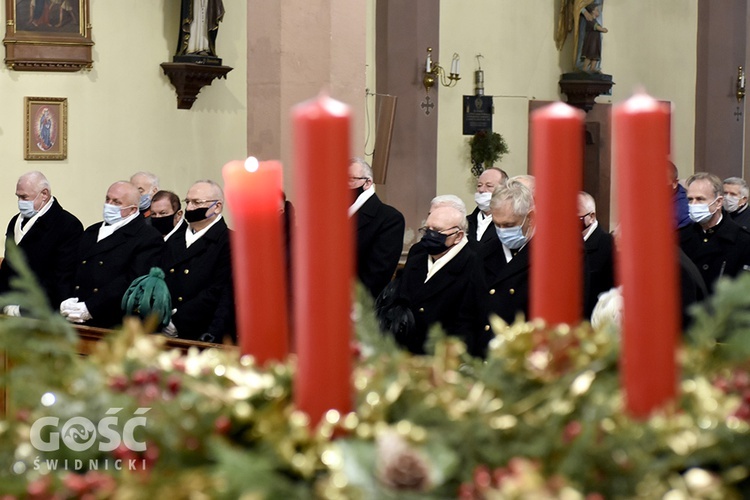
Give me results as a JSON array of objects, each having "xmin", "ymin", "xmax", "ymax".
[
  {"xmin": 0, "ymin": 198, "xmax": 83, "ymax": 308},
  {"xmin": 355, "ymin": 193, "xmax": 405, "ymax": 299},
  {"xmin": 679, "ymin": 212, "xmax": 750, "ymax": 294},
  {"xmin": 72, "ymin": 215, "xmax": 164, "ymax": 328},
  {"xmin": 395, "ymin": 241, "xmax": 488, "ymax": 357},
  {"xmin": 479, "ymin": 237, "xmax": 530, "ymax": 326},
  {"xmin": 162, "ymin": 218, "xmax": 234, "ymax": 342}
]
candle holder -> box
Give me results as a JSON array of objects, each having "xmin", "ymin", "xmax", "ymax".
[
  {"xmin": 423, "ymin": 47, "xmax": 461, "ymax": 93},
  {"xmin": 737, "ymin": 66, "xmax": 746, "ymax": 103}
]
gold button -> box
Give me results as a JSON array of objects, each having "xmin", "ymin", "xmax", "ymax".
[
  {"xmin": 418, "ymin": 307, "xmax": 424, "ymax": 313},
  {"xmin": 178, "ymin": 297, "xmax": 183, "ymax": 302},
  {"xmin": 169, "ymin": 269, "xmax": 175, "ymax": 273},
  {"xmin": 184, "ymin": 269, "xmax": 189, "ymax": 275},
  {"xmin": 74, "ymin": 285, "xmax": 79, "ymax": 290},
  {"xmin": 509, "ymin": 288, "xmax": 515, "ymax": 295},
  {"xmin": 703, "ymin": 238, "xmax": 708, "ymax": 243},
  {"xmin": 484, "ymin": 325, "xmax": 490, "ymax": 331},
  {"xmin": 99, "ymin": 261, "xmax": 103, "ymax": 266},
  {"xmin": 489, "ymin": 289, "xmax": 496, "ymax": 295},
  {"xmin": 82, "ymin": 260, "xmax": 87, "ymax": 264},
  {"xmin": 93, "ymin": 288, "xmax": 99, "ymax": 293}
]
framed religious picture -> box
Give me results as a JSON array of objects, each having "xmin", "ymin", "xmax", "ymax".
[
  {"xmin": 3, "ymin": 0, "xmax": 93, "ymax": 71},
  {"xmin": 25, "ymin": 97, "xmax": 67, "ymax": 160}
]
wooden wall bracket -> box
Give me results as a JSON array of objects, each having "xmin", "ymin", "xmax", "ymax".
[
  {"xmin": 559, "ymin": 73, "xmax": 614, "ymax": 113},
  {"xmin": 160, "ymin": 62, "xmax": 233, "ymax": 110}
]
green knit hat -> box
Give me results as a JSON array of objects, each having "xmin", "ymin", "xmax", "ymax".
[{"xmin": 121, "ymin": 267, "xmax": 172, "ymax": 328}]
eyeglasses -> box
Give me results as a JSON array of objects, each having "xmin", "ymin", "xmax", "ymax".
[
  {"xmin": 183, "ymin": 199, "xmax": 218, "ymax": 207},
  {"xmin": 348, "ymin": 176, "xmax": 370, "ymax": 183},
  {"xmin": 418, "ymin": 226, "xmax": 460, "ymax": 237},
  {"xmin": 578, "ymin": 212, "xmax": 593, "ymax": 221}
]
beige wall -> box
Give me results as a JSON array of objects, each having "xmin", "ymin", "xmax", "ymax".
[
  {"xmin": 436, "ymin": 0, "xmax": 698, "ymax": 212},
  {"xmin": 0, "ymin": 0, "xmax": 247, "ymax": 228}
]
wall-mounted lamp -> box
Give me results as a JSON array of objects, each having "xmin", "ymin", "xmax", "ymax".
[
  {"xmin": 423, "ymin": 47, "xmax": 460, "ymax": 93},
  {"xmin": 474, "ymin": 54, "xmax": 485, "ymax": 96},
  {"xmin": 737, "ymin": 66, "xmax": 746, "ymax": 103}
]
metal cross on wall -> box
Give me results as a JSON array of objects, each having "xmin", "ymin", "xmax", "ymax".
[{"xmin": 421, "ymin": 95, "xmax": 435, "ymax": 116}]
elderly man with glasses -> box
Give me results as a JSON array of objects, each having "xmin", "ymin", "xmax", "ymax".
[
  {"xmin": 349, "ymin": 157, "xmax": 405, "ymax": 299},
  {"xmin": 161, "ymin": 179, "xmax": 235, "ymax": 343},
  {"xmin": 389, "ymin": 204, "xmax": 488, "ymax": 357}
]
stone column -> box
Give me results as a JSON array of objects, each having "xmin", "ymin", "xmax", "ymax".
[{"xmin": 247, "ymin": 0, "xmax": 366, "ymax": 200}]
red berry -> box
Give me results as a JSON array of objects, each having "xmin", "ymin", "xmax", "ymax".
[
  {"xmin": 473, "ymin": 465, "xmax": 492, "ymax": 490},
  {"xmin": 131, "ymin": 369, "xmax": 149, "ymax": 385},
  {"xmin": 214, "ymin": 415, "xmax": 232, "ymax": 434},
  {"xmin": 563, "ymin": 421, "xmax": 583, "ymax": 443}
]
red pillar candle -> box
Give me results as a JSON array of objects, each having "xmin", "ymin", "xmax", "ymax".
[
  {"xmin": 291, "ymin": 94, "xmax": 353, "ymax": 426},
  {"xmin": 223, "ymin": 158, "xmax": 289, "ymax": 365},
  {"xmin": 613, "ymin": 93, "xmax": 678, "ymax": 418},
  {"xmin": 530, "ymin": 102, "xmax": 585, "ymax": 326}
]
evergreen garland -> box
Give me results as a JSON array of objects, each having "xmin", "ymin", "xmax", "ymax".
[{"xmin": 2, "ymin": 250, "xmax": 750, "ymax": 497}]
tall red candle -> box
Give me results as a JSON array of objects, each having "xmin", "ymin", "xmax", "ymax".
[
  {"xmin": 614, "ymin": 93, "xmax": 678, "ymax": 418},
  {"xmin": 291, "ymin": 94, "xmax": 352, "ymax": 426},
  {"xmin": 223, "ymin": 158, "xmax": 289, "ymax": 365},
  {"xmin": 530, "ymin": 102, "xmax": 585, "ymax": 325}
]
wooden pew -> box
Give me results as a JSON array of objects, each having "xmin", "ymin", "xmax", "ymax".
[{"xmin": 1, "ymin": 323, "xmax": 229, "ymax": 416}]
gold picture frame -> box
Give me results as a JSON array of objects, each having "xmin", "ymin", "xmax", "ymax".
[
  {"xmin": 4, "ymin": 0, "xmax": 93, "ymax": 72},
  {"xmin": 25, "ymin": 96, "xmax": 67, "ymax": 161}
]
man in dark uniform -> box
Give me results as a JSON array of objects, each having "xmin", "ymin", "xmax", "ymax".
[
  {"xmin": 680, "ymin": 172, "xmax": 750, "ymax": 295},
  {"xmin": 0, "ymin": 171, "xmax": 83, "ymax": 314},
  {"xmin": 723, "ymin": 176, "xmax": 750, "ymax": 230},
  {"xmin": 394, "ymin": 205, "xmax": 488, "ymax": 357},
  {"xmin": 161, "ymin": 180, "xmax": 234, "ymax": 343},
  {"xmin": 578, "ymin": 191, "xmax": 614, "ymax": 318},
  {"xmin": 349, "ymin": 157, "xmax": 405, "ymax": 299},
  {"xmin": 61, "ymin": 182, "xmax": 164, "ymax": 328},
  {"xmin": 467, "ymin": 167, "xmax": 507, "ymax": 250},
  {"xmin": 480, "ymin": 180, "xmax": 535, "ymax": 327}
]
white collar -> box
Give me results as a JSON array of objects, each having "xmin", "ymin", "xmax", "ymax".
[
  {"xmin": 97, "ymin": 210, "xmax": 140, "ymax": 242},
  {"xmin": 164, "ymin": 217, "xmax": 185, "ymax": 241},
  {"xmin": 14, "ymin": 197, "xmax": 55, "ymax": 243},
  {"xmin": 185, "ymin": 214, "xmax": 223, "ymax": 248},
  {"xmin": 348, "ymin": 185, "xmax": 376, "ymax": 217},
  {"xmin": 425, "ymin": 236, "xmax": 468, "ymax": 282},
  {"xmin": 583, "ymin": 220, "xmax": 598, "ymax": 241},
  {"xmin": 476, "ymin": 211, "xmax": 494, "ymax": 240}
]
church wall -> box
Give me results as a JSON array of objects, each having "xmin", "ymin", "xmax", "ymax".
[
  {"xmin": 436, "ymin": 0, "xmax": 698, "ymax": 214},
  {"xmin": 0, "ymin": 1, "xmax": 248, "ymax": 228}
]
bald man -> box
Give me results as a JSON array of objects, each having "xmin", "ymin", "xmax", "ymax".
[
  {"xmin": 61, "ymin": 181, "xmax": 164, "ymax": 328},
  {"xmin": 161, "ymin": 180, "xmax": 235, "ymax": 343},
  {"xmin": 0, "ymin": 171, "xmax": 83, "ymax": 312}
]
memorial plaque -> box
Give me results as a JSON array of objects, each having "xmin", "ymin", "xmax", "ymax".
[{"xmin": 463, "ymin": 95, "xmax": 493, "ymax": 135}]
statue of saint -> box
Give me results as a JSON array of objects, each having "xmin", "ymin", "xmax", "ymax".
[
  {"xmin": 174, "ymin": 0, "xmax": 226, "ymax": 64},
  {"xmin": 555, "ymin": 0, "xmax": 608, "ymax": 73}
]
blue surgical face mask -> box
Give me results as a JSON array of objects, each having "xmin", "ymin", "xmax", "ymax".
[
  {"xmin": 495, "ymin": 216, "xmax": 529, "ymax": 250},
  {"xmin": 18, "ymin": 191, "xmax": 42, "ymax": 219},
  {"xmin": 103, "ymin": 203, "xmax": 135, "ymax": 225},
  {"xmin": 688, "ymin": 198, "xmax": 718, "ymax": 224},
  {"xmin": 723, "ymin": 195, "xmax": 741, "ymax": 213},
  {"xmin": 138, "ymin": 193, "xmax": 152, "ymax": 211}
]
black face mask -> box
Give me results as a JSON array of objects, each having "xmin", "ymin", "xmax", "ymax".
[
  {"xmin": 351, "ymin": 185, "xmax": 365, "ymax": 201},
  {"xmin": 185, "ymin": 202, "xmax": 217, "ymax": 223},
  {"xmin": 151, "ymin": 215, "xmax": 176, "ymax": 235},
  {"xmin": 420, "ymin": 229, "xmax": 452, "ymax": 255}
]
